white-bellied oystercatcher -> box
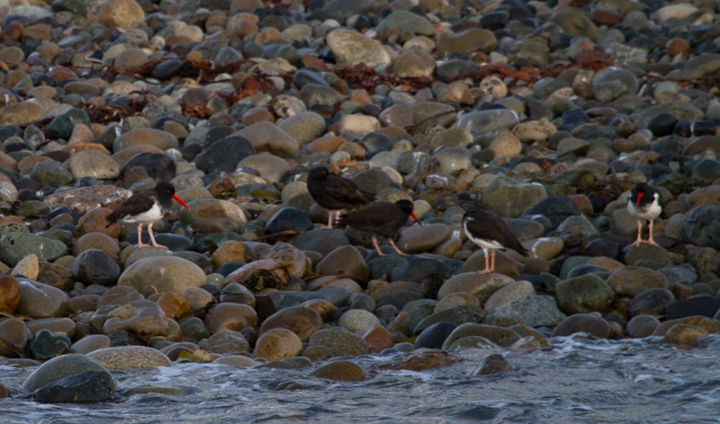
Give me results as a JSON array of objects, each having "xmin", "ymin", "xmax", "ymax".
[
  {"xmin": 307, "ymin": 167, "xmax": 376, "ymax": 228},
  {"xmin": 105, "ymin": 182, "xmax": 190, "ymax": 249},
  {"xmin": 627, "ymin": 182, "xmax": 661, "ymax": 247},
  {"xmin": 335, "ymin": 199, "xmax": 423, "ymax": 256},
  {"xmin": 462, "ymin": 207, "xmax": 529, "ymax": 274}
]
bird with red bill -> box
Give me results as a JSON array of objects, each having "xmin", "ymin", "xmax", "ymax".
[
  {"xmin": 334, "ymin": 199, "xmax": 423, "ymax": 256},
  {"xmin": 105, "ymin": 182, "xmax": 191, "ymax": 249},
  {"xmin": 627, "ymin": 182, "xmax": 662, "ymax": 247}
]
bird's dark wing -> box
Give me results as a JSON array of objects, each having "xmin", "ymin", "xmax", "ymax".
[
  {"xmin": 105, "ymin": 191, "xmax": 157, "ymax": 226},
  {"xmin": 335, "ymin": 202, "xmax": 404, "ymax": 236},
  {"xmin": 464, "ymin": 208, "xmax": 529, "ymax": 256},
  {"xmin": 324, "ymin": 174, "xmax": 375, "ymax": 205}
]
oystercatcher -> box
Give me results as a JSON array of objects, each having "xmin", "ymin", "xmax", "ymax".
[
  {"xmin": 106, "ymin": 182, "xmax": 190, "ymax": 249},
  {"xmin": 335, "ymin": 199, "xmax": 422, "ymax": 256},
  {"xmin": 462, "ymin": 208, "xmax": 529, "ymax": 274},
  {"xmin": 307, "ymin": 167, "xmax": 376, "ymax": 228},
  {"xmin": 627, "ymin": 182, "xmax": 661, "ymax": 247}
]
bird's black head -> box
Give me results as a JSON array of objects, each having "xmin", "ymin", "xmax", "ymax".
[
  {"xmin": 309, "ymin": 167, "xmax": 330, "ymax": 182},
  {"xmin": 631, "ymin": 183, "xmax": 655, "ymax": 206},
  {"xmin": 156, "ymin": 182, "xmax": 176, "ymax": 197},
  {"xmin": 395, "ymin": 199, "xmax": 414, "ymax": 213}
]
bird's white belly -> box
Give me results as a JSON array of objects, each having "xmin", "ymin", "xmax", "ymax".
[
  {"xmin": 627, "ymin": 199, "xmax": 661, "ymax": 221},
  {"xmin": 464, "ymin": 222, "xmax": 505, "ymax": 250},
  {"xmin": 120, "ymin": 203, "xmax": 163, "ymax": 225}
]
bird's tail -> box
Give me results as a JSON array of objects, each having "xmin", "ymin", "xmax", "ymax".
[
  {"xmin": 361, "ymin": 190, "xmax": 376, "ymax": 203},
  {"xmin": 105, "ymin": 212, "xmax": 118, "ymax": 228}
]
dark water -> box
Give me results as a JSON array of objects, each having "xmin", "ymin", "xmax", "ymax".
[{"xmin": 2, "ymin": 335, "xmax": 720, "ymax": 424}]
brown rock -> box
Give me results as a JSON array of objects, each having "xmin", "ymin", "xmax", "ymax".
[
  {"xmin": 70, "ymin": 294, "xmax": 101, "ymax": 313},
  {"xmin": 103, "ymin": 299, "xmax": 170, "ymax": 340},
  {"xmin": 44, "ymin": 186, "xmax": 132, "ymax": 213},
  {"xmin": 98, "ymin": 0, "xmax": 145, "ymax": 29},
  {"xmin": 211, "ymin": 241, "xmax": 248, "ymax": 268},
  {"xmin": 651, "ymin": 315, "xmax": 720, "ymax": 336},
  {"xmin": 310, "ymin": 361, "xmax": 365, "ymax": 381},
  {"xmin": 204, "ymin": 303, "xmax": 257, "ymax": 334},
  {"xmin": 15, "ymin": 280, "xmax": 71, "ymax": 318},
  {"xmin": 662, "ymin": 324, "xmax": 708, "ymax": 346},
  {"xmin": 356, "ymin": 325, "xmax": 394, "ymax": 353},
  {"xmin": 306, "ymin": 135, "xmax": 344, "ymax": 153},
  {"xmin": 97, "ymin": 285, "xmax": 144, "ymax": 309},
  {"xmin": 253, "ymin": 327, "xmax": 303, "ymax": 361},
  {"xmin": 0, "ymin": 318, "xmax": 31, "ymax": 357},
  {"xmin": 0, "ymin": 276, "xmax": 21, "ymax": 314},
  {"xmin": 74, "ymin": 232, "xmax": 121, "ymax": 259},
  {"xmin": 258, "ymin": 306, "xmax": 323, "ymax": 342},
  {"xmin": 35, "ymin": 262, "xmax": 74, "ymax": 291},
  {"xmin": 21, "ymin": 23, "xmax": 51, "ymax": 41},
  {"xmin": 371, "ymin": 348, "xmax": 453, "ymax": 371},
  {"xmin": 666, "ymin": 38, "xmax": 690, "ymax": 57},
  {"xmin": 25, "ymin": 318, "xmax": 76, "ymax": 338},
  {"xmin": 477, "ymin": 353, "xmax": 515, "ymax": 375},
  {"xmin": 300, "ymin": 299, "xmax": 335, "ymax": 322},
  {"xmin": 241, "ymin": 107, "xmax": 274, "ymax": 126},
  {"xmin": 156, "ymin": 292, "xmax": 193, "ymax": 321}
]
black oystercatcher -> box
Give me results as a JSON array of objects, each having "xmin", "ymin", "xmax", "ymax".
[
  {"xmin": 106, "ymin": 182, "xmax": 190, "ymax": 249},
  {"xmin": 627, "ymin": 182, "xmax": 661, "ymax": 247},
  {"xmin": 462, "ymin": 208, "xmax": 529, "ymax": 274},
  {"xmin": 335, "ymin": 199, "xmax": 422, "ymax": 256},
  {"xmin": 307, "ymin": 167, "xmax": 376, "ymax": 228}
]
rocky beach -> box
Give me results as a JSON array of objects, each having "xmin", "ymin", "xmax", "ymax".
[{"xmin": 1, "ymin": 0, "xmax": 720, "ymax": 419}]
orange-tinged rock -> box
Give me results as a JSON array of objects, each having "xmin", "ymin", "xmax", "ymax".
[
  {"xmin": 230, "ymin": 0, "xmax": 262, "ymax": 12},
  {"xmin": 307, "ymin": 136, "xmax": 345, "ymax": 153},
  {"xmin": 241, "ymin": 107, "xmax": 274, "ymax": 126},
  {"xmin": 76, "ymin": 208, "xmax": 121, "ymax": 238},
  {"xmin": 21, "ymin": 23, "xmax": 51, "ymax": 41},
  {"xmin": 590, "ymin": 9, "xmax": 623, "ymax": 26},
  {"xmin": 17, "ymin": 155, "xmax": 52, "ymax": 171},
  {"xmin": 233, "ymin": 19, "xmax": 259, "ymax": 38},
  {"xmin": 351, "ymin": 90, "xmax": 372, "ymax": 105},
  {"xmin": 156, "ymin": 292, "xmax": 193, "ymax": 320},
  {"xmin": 666, "ymin": 38, "xmax": 690, "ymax": 57},
  {"xmin": 62, "ymin": 143, "xmax": 110, "ymax": 155},
  {"xmin": 48, "ymin": 66, "xmax": 78, "ymax": 81},
  {"xmin": 0, "ymin": 276, "xmax": 21, "ymax": 314},
  {"xmin": 356, "ymin": 325, "xmax": 394, "ymax": 353},
  {"xmin": 4, "ymin": 21, "xmax": 22, "ymax": 41},
  {"xmin": 166, "ymin": 35, "xmax": 193, "ymax": 47}
]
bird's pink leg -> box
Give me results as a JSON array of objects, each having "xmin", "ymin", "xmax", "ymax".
[
  {"xmin": 648, "ymin": 219, "xmax": 659, "ymax": 246},
  {"xmin": 477, "ymin": 248, "xmax": 492, "ymax": 275},
  {"xmin": 137, "ymin": 224, "xmax": 151, "ymax": 248},
  {"xmin": 389, "ymin": 239, "xmax": 409, "ymax": 256},
  {"xmin": 631, "ymin": 220, "xmax": 643, "ymax": 247},
  {"xmin": 490, "ymin": 250, "xmax": 496, "ymax": 273},
  {"xmin": 147, "ymin": 225, "xmax": 168, "ymax": 249},
  {"xmin": 325, "ymin": 210, "xmax": 334, "ymax": 229},
  {"xmin": 372, "ymin": 236, "xmax": 386, "ymax": 257}
]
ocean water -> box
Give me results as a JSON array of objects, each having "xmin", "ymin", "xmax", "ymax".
[{"xmin": 2, "ymin": 334, "xmax": 720, "ymax": 424}]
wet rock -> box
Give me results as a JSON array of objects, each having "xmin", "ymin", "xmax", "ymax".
[
  {"xmin": 70, "ymin": 249, "xmax": 120, "ymax": 286},
  {"xmin": 326, "ymin": 29, "xmax": 391, "ymax": 68},
  {"xmin": 627, "ymin": 315, "xmax": 661, "ymax": 338},
  {"xmin": 30, "ymin": 329, "xmax": 71, "ymax": 360},
  {"xmin": 486, "ymin": 295, "xmax": 566, "ymax": 328},
  {"xmin": 310, "ymin": 361, "xmax": 365, "ymax": 381},
  {"xmin": 0, "ymin": 318, "xmax": 32, "ymax": 357},
  {"xmin": 338, "ymin": 309, "xmax": 380, "ymax": 333},
  {"xmin": 253, "ymin": 328, "xmax": 303, "ymax": 361},
  {"xmin": 551, "ymin": 314, "xmax": 610, "ymax": 338},
  {"xmin": 662, "ymin": 324, "xmax": 708, "ymax": 346},
  {"xmin": 667, "ymin": 296, "xmax": 720, "ymax": 320},
  {"xmin": 195, "ymin": 136, "xmax": 255, "ymax": 174},
  {"xmin": 258, "ymin": 306, "xmax": 323, "ymax": 342},
  {"xmin": 438, "ymin": 273, "xmax": 514, "ymax": 304},
  {"xmin": 415, "ymin": 322, "xmax": 457, "ymax": 349},
  {"xmin": 103, "ymin": 300, "xmax": 170, "ymax": 340},
  {"xmin": 35, "ymin": 370, "xmax": 116, "ymax": 403},
  {"xmin": 204, "ymin": 303, "xmax": 257, "ymax": 334},
  {"xmin": 308, "ymin": 328, "xmax": 369, "ymax": 357},
  {"xmin": 442, "ymin": 323, "xmax": 519, "ymax": 348},
  {"xmin": 477, "ymin": 354, "xmax": 515, "ymax": 375},
  {"xmin": 197, "ymin": 330, "xmax": 250, "ymax": 354},
  {"xmin": 372, "ymin": 349, "xmax": 452, "ymax": 371},
  {"xmin": 87, "ymin": 346, "xmax": 172, "ymax": 369},
  {"xmin": 0, "ymin": 276, "xmax": 20, "ymax": 314},
  {"xmin": 16, "ymin": 280, "xmax": 71, "ymax": 318}
]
